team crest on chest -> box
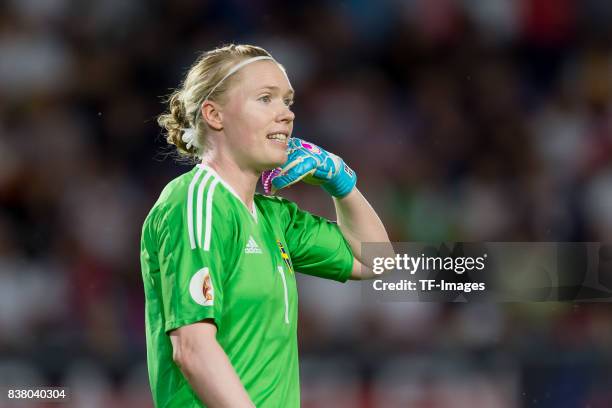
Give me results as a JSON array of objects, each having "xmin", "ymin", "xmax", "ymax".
[{"xmin": 276, "ymin": 240, "xmax": 294, "ymax": 274}]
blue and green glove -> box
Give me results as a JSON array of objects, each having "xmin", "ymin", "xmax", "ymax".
[{"xmin": 262, "ymin": 138, "xmax": 357, "ymax": 198}]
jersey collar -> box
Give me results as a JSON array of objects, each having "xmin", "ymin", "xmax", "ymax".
[{"xmin": 197, "ymin": 164, "xmax": 258, "ymax": 222}]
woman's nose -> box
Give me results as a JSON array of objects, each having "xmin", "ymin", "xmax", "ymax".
[{"xmin": 277, "ymin": 106, "xmax": 295, "ymax": 123}]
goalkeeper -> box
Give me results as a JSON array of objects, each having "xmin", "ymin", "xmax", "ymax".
[{"xmin": 141, "ymin": 43, "xmax": 389, "ymax": 408}]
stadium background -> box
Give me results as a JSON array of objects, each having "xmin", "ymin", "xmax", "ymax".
[{"xmin": 1, "ymin": 0, "xmax": 611, "ymax": 406}]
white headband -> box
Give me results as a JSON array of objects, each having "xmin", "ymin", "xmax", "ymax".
[{"xmin": 203, "ymin": 55, "xmax": 275, "ymax": 104}]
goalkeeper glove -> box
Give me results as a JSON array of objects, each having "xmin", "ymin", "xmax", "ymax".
[{"xmin": 264, "ymin": 137, "xmax": 357, "ymax": 198}]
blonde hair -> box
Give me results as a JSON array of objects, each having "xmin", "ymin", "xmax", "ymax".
[{"xmin": 157, "ymin": 44, "xmax": 273, "ymax": 160}]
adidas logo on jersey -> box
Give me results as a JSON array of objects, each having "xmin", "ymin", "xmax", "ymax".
[{"xmin": 245, "ymin": 236, "xmax": 262, "ymax": 254}]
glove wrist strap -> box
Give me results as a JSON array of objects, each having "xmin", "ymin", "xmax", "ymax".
[{"xmin": 323, "ymin": 162, "xmax": 357, "ymax": 198}]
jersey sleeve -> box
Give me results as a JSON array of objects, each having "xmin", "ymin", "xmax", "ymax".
[
  {"xmin": 155, "ymin": 201, "xmax": 236, "ymax": 333},
  {"xmin": 281, "ymin": 199, "xmax": 354, "ymax": 282}
]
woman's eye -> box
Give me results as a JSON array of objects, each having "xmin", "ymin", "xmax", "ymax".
[
  {"xmin": 284, "ymin": 99, "xmax": 294, "ymax": 107},
  {"xmin": 259, "ymin": 95, "xmax": 271, "ymax": 103}
]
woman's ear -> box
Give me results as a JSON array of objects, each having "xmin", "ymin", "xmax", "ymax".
[{"xmin": 201, "ymin": 101, "xmax": 223, "ymax": 131}]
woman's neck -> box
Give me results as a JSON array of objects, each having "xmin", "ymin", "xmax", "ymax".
[{"xmin": 201, "ymin": 154, "xmax": 259, "ymax": 211}]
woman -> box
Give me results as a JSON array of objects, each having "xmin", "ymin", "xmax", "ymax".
[{"xmin": 141, "ymin": 44, "xmax": 389, "ymax": 407}]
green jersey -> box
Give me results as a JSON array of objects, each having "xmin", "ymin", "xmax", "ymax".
[{"xmin": 140, "ymin": 164, "xmax": 354, "ymax": 408}]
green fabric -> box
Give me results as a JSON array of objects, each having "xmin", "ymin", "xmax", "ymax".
[{"xmin": 140, "ymin": 164, "xmax": 353, "ymax": 407}]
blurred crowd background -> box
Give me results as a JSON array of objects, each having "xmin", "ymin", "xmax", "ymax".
[{"xmin": 1, "ymin": 0, "xmax": 612, "ymax": 406}]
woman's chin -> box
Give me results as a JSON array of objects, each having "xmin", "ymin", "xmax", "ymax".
[
  {"xmin": 253, "ymin": 149, "xmax": 287, "ymax": 172},
  {"xmin": 256, "ymin": 160, "xmax": 283, "ymax": 174},
  {"xmin": 267, "ymin": 154, "xmax": 288, "ymax": 169}
]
